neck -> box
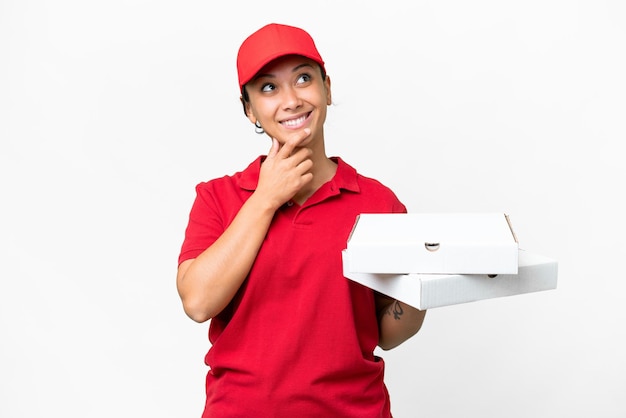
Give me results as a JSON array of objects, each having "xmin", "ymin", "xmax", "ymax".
[{"xmin": 292, "ymin": 155, "xmax": 337, "ymax": 205}]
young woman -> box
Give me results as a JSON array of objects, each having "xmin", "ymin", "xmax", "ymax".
[{"xmin": 177, "ymin": 23, "xmax": 426, "ymax": 417}]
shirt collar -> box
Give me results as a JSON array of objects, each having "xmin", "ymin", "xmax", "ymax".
[{"xmin": 329, "ymin": 156, "xmax": 360, "ymax": 193}]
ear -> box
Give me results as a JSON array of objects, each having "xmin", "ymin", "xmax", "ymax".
[
  {"xmin": 324, "ymin": 75, "xmax": 332, "ymax": 106},
  {"xmin": 241, "ymin": 96, "xmax": 257, "ymax": 124}
]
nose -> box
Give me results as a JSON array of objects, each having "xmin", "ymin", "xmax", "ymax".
[{"xmin": 280, "ymin": 86, "xmax": 302, "ymax": 111}]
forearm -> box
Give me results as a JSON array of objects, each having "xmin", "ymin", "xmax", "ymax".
[
  {"xmin": 377, "ymin": 298, "xmax": 426, "ymax": 350},
  {"xmin": 177, "ymin": 193, "xmax": 278, "ymax": 322}
]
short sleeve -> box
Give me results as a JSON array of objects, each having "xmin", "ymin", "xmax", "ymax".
[{"xmin": 177, "ymin": 182, "xmax": 226, "ymax": 265}]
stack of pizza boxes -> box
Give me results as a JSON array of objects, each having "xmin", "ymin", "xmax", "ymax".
[{"xmin": 342, "ymin": 213, "xmax": 558, "ymax": 310}]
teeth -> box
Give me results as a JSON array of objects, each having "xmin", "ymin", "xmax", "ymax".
[{"xmin": 282, "ymin": 115, "xmax": 307, "ymax": 127}]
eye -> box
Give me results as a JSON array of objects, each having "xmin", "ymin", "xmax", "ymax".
[
  {"xmin": 296, "ymin": 73, "xmax": 312, "ymax": 85},
  {"xmin": 261, "ymin": 83, "xmax": 276, "ymax": 93}
]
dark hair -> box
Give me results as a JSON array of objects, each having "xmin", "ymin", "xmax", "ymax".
[{"xmin": 240, "ymin": 64, "xmax": 327, "ymax": 116}]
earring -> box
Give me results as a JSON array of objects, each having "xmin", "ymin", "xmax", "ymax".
[{"xmin": 254, "ymin": 121, "xmax": 264, "ymax": 135}]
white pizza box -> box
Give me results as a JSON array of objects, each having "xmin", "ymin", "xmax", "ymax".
[
  {"xmin": 342, "ymin": 249, "xmax": 557, "ymax": 310},
  {"xmin": 345, "ymin": 213, "xmax": 519, "ymax": 274}
]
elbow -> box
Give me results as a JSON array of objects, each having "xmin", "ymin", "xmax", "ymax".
[
  {"xmin": 377, "ymin": 341, "xmax": 398, "ymax": 351},
  {"xmin": 180, "ymin": 294, "xmax": 214, "ymax": 323},
  {"xmin": 378, "ymin": 330, "xmax": 418, "ymax": 351},
  {"xmin": 185, "ymin": 307, "xmax": 211, "ymax": 323},
  {"xmin": 177, "ymin": 263, "xmax": 217, "ymax": 323},
  {"xmin": 378, "ymin": 309, "xmax": 427, "ymax": 351}
]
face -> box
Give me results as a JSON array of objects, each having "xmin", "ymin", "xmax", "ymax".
[{"xmin": 243, "ymin": 55, "xmax": 332, "ymax": 147}]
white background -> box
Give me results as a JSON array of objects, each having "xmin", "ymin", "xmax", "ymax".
[{"xmin": 1, "ymin": 1, "xmax": 624, "ymax": 417}]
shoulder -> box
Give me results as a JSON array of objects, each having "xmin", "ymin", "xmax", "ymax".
[
  {"xmin": 334, "ymin": 157, "xmax": 407, "ymax": 213},
  {"xmin": 357, "ymin": 173, "xmax": 406, "ymax": 211},
  {"xmin": 336, "ymin": 157, "xmax": 398, "ymax": 193},
  {"xmin": 195, "ymin": 156, "xmax": 264, "ymax": 196},
  {"xmin": 356, "ymin": 171, "xmax": 396, "ymax": 193}
]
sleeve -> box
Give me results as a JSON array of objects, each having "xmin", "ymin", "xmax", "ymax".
[
  {"xmin": 177, "ymin": 182, "xmax": 225, "ymax": 265},
  {"xmin": 374, "ymin": 179, "xmax": 407, "ymax": 214},
  {"xmin": 391, "ymin": 193, "xmax": 407, "ymax": 214}
]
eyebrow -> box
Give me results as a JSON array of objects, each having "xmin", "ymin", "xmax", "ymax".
[{"xmin": 253, "ymin": 63, "xmax": 315, "ymax": 81}]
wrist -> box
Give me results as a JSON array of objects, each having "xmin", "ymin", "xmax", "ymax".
[{"xmin": 247, "ymin": 191, "xmax": 282, "ymax": 215}]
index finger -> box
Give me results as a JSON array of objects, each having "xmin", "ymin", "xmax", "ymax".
[{"xmin": 276, "ymin": 128, "xmax": 311, "ymax": 157}]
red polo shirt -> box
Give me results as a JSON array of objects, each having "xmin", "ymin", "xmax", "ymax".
[{"xmin": 179, "ymin": 156, "xmax": 406, "ymax": 418}]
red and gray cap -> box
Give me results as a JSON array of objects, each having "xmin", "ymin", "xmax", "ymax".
[{"xmin": 236, "ymin": 23, "xmax": 325, "ymax": 92}]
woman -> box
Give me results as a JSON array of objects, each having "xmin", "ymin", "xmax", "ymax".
[{"xmin": 177, "ymin": 23, "xmax": 426, "ymax": 417}]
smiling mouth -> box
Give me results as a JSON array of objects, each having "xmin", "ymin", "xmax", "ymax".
[{"xmin": 280, "ymin": 112, "xmax": 310, "ymax": 128}]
